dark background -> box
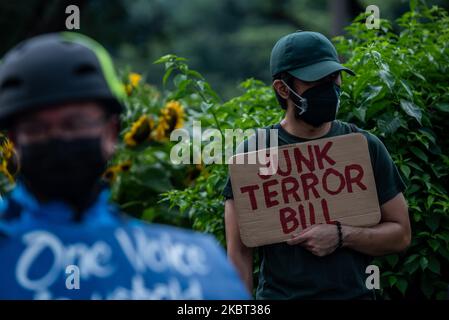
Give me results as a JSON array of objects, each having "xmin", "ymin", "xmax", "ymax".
[{"xmin": 1, "ymin": 0, "xmax": 448, "ymax": 98}]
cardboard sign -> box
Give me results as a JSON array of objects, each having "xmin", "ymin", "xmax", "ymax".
[{"xmin": 229, "ymin": 133, "xmax": 381, "ymax": 247}]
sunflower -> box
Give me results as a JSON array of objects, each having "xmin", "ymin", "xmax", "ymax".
[
  {"xmin": 0, "ymin": 160, "xmax": 14, "ymax": 183},
  {"xmin": 183, "ymin": 163, "xmax": 209, "ymax": 186},
  {"xmin": 2, "ymin": 139, "xmax": 14, "ymax": 160},
  {"xmin": 119, "ymin": 160, "xmax": 132, "ymax": 172},
  {"xmin": 103, "ymin": 160, "xmax": 132, "ymax": 182},
  {"xmin": 155, "ymin": 101, "xmax": 186, "ymax": 141},
  {"xmin": 103, "ymin": 166, "xmax": 120, "ymax": 182},
  {"xmin": 124, "ymin": 115, "xmax": 154, "ymax": 147},
  {"xmin": 0, "ymin": 139, "xmax": 17, "ymax": 182},
  {"xmin": 124, "ymin": 72, "xmax": 142, "ymax": 96}
]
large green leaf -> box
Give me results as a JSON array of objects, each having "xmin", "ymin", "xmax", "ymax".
[
  {"xmin": 434, "ymin": 102, "xmax": 449, "ymax": 113},
  {"xmin": 410, "ymin": 146, "xmax": 428, "ymax": 162},
  {"xmin": 400, "ymin": 99, "xmax": 422, "ymax": 124}
]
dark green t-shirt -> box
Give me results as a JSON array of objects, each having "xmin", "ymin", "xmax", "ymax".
[{"xmin": 222, "ymin": 120, "xmax": 406, "ymax": 300}]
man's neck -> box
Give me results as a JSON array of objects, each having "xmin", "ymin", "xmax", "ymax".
[{"xmin": 280, "ymin": 112, "xmax": 332, "ymax": 140}]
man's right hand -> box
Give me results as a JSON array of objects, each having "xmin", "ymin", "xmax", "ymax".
[{"xmin": 224, "ymin": 199, "xmax": 254, "ymax": 294}]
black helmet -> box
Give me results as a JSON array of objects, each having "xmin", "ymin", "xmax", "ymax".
[{"xmin": 0, "ymin": 32, "xmax": 125, "ymax": 129}]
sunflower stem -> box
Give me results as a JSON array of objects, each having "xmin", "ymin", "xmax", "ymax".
[{"xmin": 194, "ymin": 84, "xmax": 223, "ymax": 137}]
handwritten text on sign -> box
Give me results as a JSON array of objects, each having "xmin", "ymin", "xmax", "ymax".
[{"xmin": 229, "ymin": 133, "xmax": 381, "ymax": 247}]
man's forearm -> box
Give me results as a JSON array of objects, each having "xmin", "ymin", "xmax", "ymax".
[{"xmin": 342, "ymin": 222, "xmax": 411, "ymax": 256}]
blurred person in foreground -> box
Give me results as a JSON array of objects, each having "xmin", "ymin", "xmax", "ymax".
[{"xmin": 0, "ymin": 32, "xmax": 249, "ymax": 300}]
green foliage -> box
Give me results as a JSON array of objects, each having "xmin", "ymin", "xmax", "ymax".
[
  {"xmin": 156, "ymin": 54, "xmax": 282, "ymax": 246},
  {"xmin": 161, "ymin": 3, "xmax": 449, "ymax": 299},
  {"xmin": 107, "ymin": 71, "xmax": 199, "ymax": 228},
  {"xmin": 334, "ymin": 2, "xmax": 449, "ymax": 299}
]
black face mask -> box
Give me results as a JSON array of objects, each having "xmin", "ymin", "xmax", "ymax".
[
  {"xmin": 283, "ymin": 81, "xmax": 341, "ymax": 127},
  {"xmin": 18, "ymin": 137, "xmax": 107, "ymax": 210}
]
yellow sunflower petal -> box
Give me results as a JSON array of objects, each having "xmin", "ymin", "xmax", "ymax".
[
  {"xmin": 124, "ymin": 115, "xmax": 154, "ymax": 147},
  {"xmin": 155, "ymin": 100, "xmax": 186, "ymax": 141},
  {"xmin": 128, "ymin": 73, "xmax": 142, "ymax": 88}
]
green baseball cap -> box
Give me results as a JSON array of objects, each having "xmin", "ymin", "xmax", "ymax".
[{"xmin": 270, "ymin": 31, "xmax": 355, "ymax": 81}]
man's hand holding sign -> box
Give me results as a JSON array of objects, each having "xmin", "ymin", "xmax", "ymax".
[{"xmin": 229, "ymin": 133, "xmax": 380, "ymax": 249}]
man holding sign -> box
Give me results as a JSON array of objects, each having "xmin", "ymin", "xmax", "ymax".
[{"xmin": 223, "ymin": 31, "xmax": 411, "ymax": 300}]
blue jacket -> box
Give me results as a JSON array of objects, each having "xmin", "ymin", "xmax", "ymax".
[{"xmin": 0, "ymin": 184, "xmax": 250, "ymax": 300}]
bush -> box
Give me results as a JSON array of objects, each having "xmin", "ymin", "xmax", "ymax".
[
  {"xmin": 333, "ymin": 3, "xmax": 449, "ymax": 299},
  {"xmin": 162, "ymin": 3, "xmax": 449, "ymax": 299},
  {"xmin": 105, "ymin": 70, "xmax": 203, "ymax": 228}
]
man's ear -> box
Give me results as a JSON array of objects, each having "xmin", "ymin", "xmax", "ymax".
[{"xmin": 273, "ymin": 79, "xmax": 290, "ymax": 99}]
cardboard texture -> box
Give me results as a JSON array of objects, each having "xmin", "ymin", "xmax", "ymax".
[{"xmin": 229, "ymin": 133, "xmax": 381, "ymax": 247}]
